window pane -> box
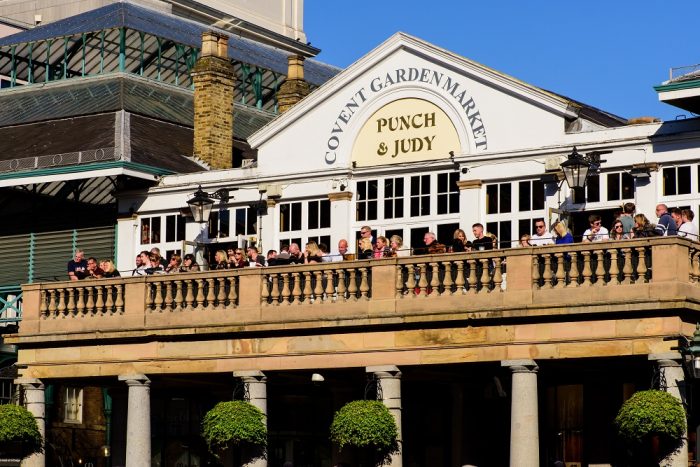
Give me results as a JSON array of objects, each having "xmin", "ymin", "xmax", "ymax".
[
  {"xmin": 308, "ymin": 201, "xmax": 319, "ymax": 229},
  {"xmin": 437, "ymin": 194, "xmax": 448, "ymax": 215},
  {"xmin": 587, "ymin": 175, "xmax": 600, "ymax": 202},
  {"xmin": 411, "ymin": 176, "xmax": 420, "ymax": 195},
  {"xmin": 679, "ymin": 166, "xmax": 691, "ymax": 195},
  {"xmin": 384, "ymin": 179, "xmax": 393, "ymax": 198},
  {"xmin": 151, "ymin": 217, "xmax": 161, "ymax": 243},
  {"xmin": 411, "ymin": 197, "xmax": 420, "ymax": 217},
  {"xmin": 607, "ymin": 173, "xmax": 620, "ymax": 201},
  {"xmin": 291, "ymin": 202, "xmax": 302, "ymax": 231},
  {"xmin": 396, "ymin": 177, "xmax": 404, "ymax": 196},
  {"xmin": 368, "ymin": 200, "xmax": 378, "ymax": 220},
  {"xmin": 449, "ymin": 192, "xmax": 459, "ymax": 214},
  {"xmin": 486, "ymin": 184, "xmax": 498, "ymax": 214},
  {"xmin": 421, "ymin": 175, "xmax": 430, "ymax": 194},
  {"xmin": 500, "ymin": 184, "xmax": 511, "ymax": 213},
  {"xmin": 247, "ymin": 207, "xmax": 256, "ymax": 235},
  {"xmin": 486, "ymin": 222, "xmax": 498, "ymax": 238},
  {"xmin": 235, "ymin": 208, "xmax": 246, "ymax": 235},
  {"xmin": 320, "ymin": 200, "xmax": 331, "ymax": 228},
  {"xmin": 395, "ymin": 199, "xmax": 404, "ymax": 218},
  {"xmin": 166, "ymin": 215, "xmax": 176, "ymax": 242},
  {"xmin": 437, "ymin": 173, "xmax": 447, "ymax": 193},
  {"xmin": 621, "ymin": 172, "xmax": 634, "ymax": 199},
  {"xmin": 385, "ymin": 199, "xmax": 394, "ymax": 219},
  {"xmin": 140, "ymin": 219, "xmax": 150, "ymax": 244},
  {"xmin": 280, "ymin": 204, "xmax": 290, "ymax": 232},
  {"xmin": 532, "ymin": 181, "xmax": 545, "ymax": 210},
  {"xmin": 368, "ymin": 180, "xmax": 378, "ymax": 199},
  {"xmin": 518, "ymin": 181, "xmax": 530, "ymax": 211},
  {"xmin": 219, "ymin": 210, "xmax": 230, "ymax": 237},
  {"xmin": 519, "ymin": 219, "xmax": 531, "ymax": 237},
  {"xmin": 663, "ymin": 168, "xmax": 677, "ymax": 196},
  {"xmin": 357, "ymin": 182, "xmax": 367, "ymax": 201},
  {"xmin": 500, "ymin": 221, "xmax": 512, "ymax": 248},
  {"xmin": 357, "ymin": 202, "xmax": 367, "ymax": 221}
]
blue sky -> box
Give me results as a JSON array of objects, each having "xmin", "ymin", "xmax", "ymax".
[{"xmin": 305, "ymin": 1, "xmax": 699, "ymax": 122}]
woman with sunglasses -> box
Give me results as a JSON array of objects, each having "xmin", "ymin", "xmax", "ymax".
[
  {"xmin": 228, "ymin": 249, "xmax": 248, "ymax": 269},
  {"xmin": 610, "ymin": 221, "xmax": 630, "ymax": 241}
]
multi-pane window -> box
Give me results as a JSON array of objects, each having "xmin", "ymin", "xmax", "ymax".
[
  {"xmin": 437, "ymin": 172, "xmax": 459, "ymax": 215},
  {"xmin": 165, "ymin": 214, "xmax": 186, "ymax": 242},
  {"xmin": 486, "ymin": 221, "xmax": 512, "ymax": 249},
  {"xmin": 664, "ymin": 166, "xmax": 691, "ymax": 196},
  {"xmin": 0, "ymin": 378, "xmax": 13, "ymax": 405},
  {"xmin": 140, "ymin": 217, "xmax": 161, "ymax": 244},
  {"xmin": 573, "ymin": 174, "xmax": 600, "ymax": 204},
  {"xmin": 280, "ymin": 202, "xmax": 302, "ymax": 232},
  {"xmin": 307, "ymin": 235, "xmax": 332, "ymax": 249},
  {"xmin": 356, "ymin": 180, "xmax": 378, "ymax": 221},
  {"xmin": 607, "ymin": 172, "xmax": 634, "ymax": 201},
  {"xmin": 308, "ymin": 200, "xmax": 331, "ymax": 229},
  {"xmin": 64, "ymin": 387, "xmax": 83, "ymax": 423},
  {"xmin": 486, "ymin": 183, "xmax": 511, "ymax": 214},
  {"xmin": 410, "ymin": 175, "xmax": 431, "ymax": 217},
  {"xmin": 518, "ymin": 180, "xmax": 545, "ymax": 212},
  {"xmin": 234, "ymin": 207, "xmax": 257, "ymax": 236},
  {"xmin": 383, "ymin": 178, "xmax": 404, "ymax": 219},
  {"xmin": 208, "ymin": 209, "xmax": 230, "ymax": 238}
]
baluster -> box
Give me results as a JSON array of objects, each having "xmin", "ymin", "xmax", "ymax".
[
  {"xmin": 302, "ymin": 271, "xmax": 313, "ymax": 302},
  {"xmin": 417, "ymin": 264, "xmax": 428, "ymax": 296},
  {"xmin": 195, "ymin": 279, "xmax": 206, "ymax": 309},
  {"xmin": 115, "ymin": 284, "xmax": 124, "ymax": 314},
  {"xmin": 567, "ymin": 252, "xmax": 579, "ymax": 287},
  {"xmin": 216, "ymin": 277, "xmax": 226, "ymax": 307},
  {"xmin": 395, "ymin": 266, "xmax": 404, "ymax": 298},
  {"xmin": 260, "ymin": 275, "xmax": 270, "ymax": 305},
  {"xmin": 145, "ymin": 283, "xmax": 154, "ymax": 310},
  {"xmin": 443, "ymin": 262, "xmax": 453, "ymax": 295},
  {"xmin": 467, "ymin": 260, "xmax": 477, "ymax": 294},
  {"xmin": 325, "ymin": 270, "xmax": 335, "ymax": 302},
  {"xmin": 621, "ymin": 248, "xmax": 633, "ymax": 284},
  {"xmin": 454, "ymin": 261, "xmax": 465, "ymax": 295},
  {"xmin": 66, "ymin": 288, "xmax": 76, "ymax": 316},
  {"xmin": 694, "ymin": 251, "xmax": 700, "ymax": 283},
  {"xmin": 205, "ymin": 278, "xmax": 216, "ymax": 307},
  {"xmin": 313, "ymin": 271, "xmax": 324, "ymax": 303},
  {"xmin": 105, "ymin": 285, "xmax": 114, "ymax": 314},
  {"xmin": 359, "ymin": 268, "xmax": 370, "ymax": 299},
  {"xmin": 48, "ymin": 290, "xmax": 57, "ymax": 318},
  {"xmin": 174, "ymin": 280, "xmax": 184, "ymax": 310},
  {"xmin": 542, "ymin": 254, "xmax": 553, "ymax": 289},
  {"xmin": 269, "ymin": 274, "xmax": 280, "ymax": 305},
  {"xmin": 479, "ymin": 259, "xmax": 490, "ymax": 291},
  {"xmin": 164, "ymin": 281, "xmax": 174, "ymax": 311},
  {"xmin": 690, "ymin": 251, "xmax": 697, "ymax": 282},
  {"xmin": 40, "ymin": 290, "xmax": 48, "ymax": 318},
  {"xmin": 57, "ymin": 289, "xmax": 66, "ymax": 317},
  {"xmin": 429, "ymin": 262, "xmax": 440, "ymax": 296},
  {"xmin": 554, "ymin": 253, "xmax": 566, "ymax": 288},
  {"xmin": 338, "ymin": 270, "xmax": 347, "ymax": 301},
  {"xmin": 594, "ymin": 250, "xmax": 606, "ymax": 286},
  {"xmin": 405, "ymin": 265, "xmax": 416, "ymax": 296},
  {"xmin": 532, "ymin": 256, "xmax": 541, "ymax": 289},
  {"xmin": 281, "ymin": 274, "xmax": 291, "ymax": 304},
  {"xmin": 635, "ymin": 247, "xmax": 648, "ymax": 283},
  {"xmin": 154, "ymin": 282, "xmax": 164, "ymax": 311},
  {"xmin": 581, "ymin": 251, "xmax": 592, "ymax": 286},
  {"xmin": 227, "ymin": 277, "xmax": 238, "ymax": 306},
  {"xmin": 76, "ymin": 286, "xmax": 86, "ymax": 315},
  {"xmin": 85, "ymin": 287, "xmax": 94, "ymax": 315},
  {"xmin": 609, "ymin": 249, "xmax": 620, "ymax": 285},
  {"xmin": 347, "ymin": 269, "xmax": 358, "ymax": 300},
  {"xmin": 492, "ymin": 257, "xmax": 503, "ymax": 292},
  {"xmin": 291, "ymin": 272, "xmax": 302, "ymax": 304},
  {"xmin": 95, "ymin": 286, "xmax": 104, "ymax": 315}
]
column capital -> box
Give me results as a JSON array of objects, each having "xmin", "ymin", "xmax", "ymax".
[
  {"xmin": 456, "ymin": 179, "xmax": 482, "ymax": 190},
  {"xmin": 502, "ymin": 359, "xmax": 538, "ymax": 373},
  {"xmin": 366, "ymin": 365, "xmax": 402, "ymax": 378},
  {"xmin": 15, "ymin": 378, "xmax": 44, "ymax": 389},
  {"xmin": 118, "ymin": 374, "xmax": 151, "ymax": 386},
  {"xmin": 233, "ymin": 370, "xmax": 267, "ymax": 383},
  {"xmin": 649, "ymin": 352, "xmax": 682, "ymax": 365},
  {"xmin": 328, "ymin": 191, "xmax": 353, "ymax": 202}
]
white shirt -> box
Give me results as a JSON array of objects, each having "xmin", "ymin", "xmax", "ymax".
[
  {"xmin": 583, "ymin": 226, "xmax": 609, "ymax": 242},
  {"xmin": 679, "ymin": 222, "xmax": 699, "ymax": 240},
  {"xmin": 530, "ymin": 233, "xmax": 554, "ymax": 246}
]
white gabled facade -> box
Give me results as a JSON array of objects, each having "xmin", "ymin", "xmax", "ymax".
[{"xmin": 117, "ymin": 32, "xmax": 700, "ymax": 272}]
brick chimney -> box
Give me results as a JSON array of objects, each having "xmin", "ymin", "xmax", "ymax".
[
  {"xmin": 277, "ymin": 55, "xmax": 310, "ymax": 113},
  {"xmin": 191, "ymin": 31, "xmax": 234, "ymax": 170}
]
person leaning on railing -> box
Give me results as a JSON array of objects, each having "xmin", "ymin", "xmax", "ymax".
[
  {"xmin": 631, "ymin": 214, "xmax": 659, "ymax": 238},
  {"xmin": 165, "ymin": 254, "xmax": 182, "ymax": 273},
  {"xmin": 100, "ymin": 259, "xmax": 121, "ymax": 278},
  {"xmin": 180, "ymin": 254, "xmax": 200, "ymax": 272}
]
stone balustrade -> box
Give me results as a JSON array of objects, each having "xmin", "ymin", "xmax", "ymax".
[{"xmin": 14, "ymin": 237, "xmax": 697, "ymax": 342}]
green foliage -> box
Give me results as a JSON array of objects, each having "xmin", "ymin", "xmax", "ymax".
[
  {"xmin": 0, "ymin": 404, "xmax": 43, "ymax": 459},
  {"xmin": 615, "ymin": 389, "xmax": 686, "ymax": 443},
  {"xmin": 330, "ymin": 400, "xmax": 399, "ymax": 465},
  {"xmin": 201, "ymin": 401, "xmax": 267, "ymax": 457}
]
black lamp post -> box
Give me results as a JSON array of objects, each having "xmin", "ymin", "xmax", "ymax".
[
  {"xmin": 560, "ymin": 146, "xmax": 611, "ymax": 190},
  {"xmin": 186, "ymin": 185, "xmax": 215, "ymax": 223}
]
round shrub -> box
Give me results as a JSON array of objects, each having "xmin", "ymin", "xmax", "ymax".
[
  {"xmin": 201, "ymin": 401, "xmax": 267, "ymax": 456},
  {"xmin": 615, "ymin": 390, "xmax": 686, "ymax": 443},
  {"xmin": 0, "ymin": 404, "xmax": 43, "ymax": 459},
  {"xmin": 330, "ymin": 400, "xmax": 399, "ymax": 463}
]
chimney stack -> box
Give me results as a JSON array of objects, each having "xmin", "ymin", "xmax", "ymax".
[
  {"xmin": 192, "ymin": 31, "xmax": 234, "ymax": 170},
  {"xmin": 277, "ymin": 55, "xmax": 310, "ymax": 113}
]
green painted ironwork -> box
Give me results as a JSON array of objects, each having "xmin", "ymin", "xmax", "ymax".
[
  {"xmin": 139, "ymin": 31, "xmax": 145, "ymax": 76},
  {"xmin": 45, "ymin": 39, "xmax": 51, "ymax": 83},
  {"xmin": 119, "ymin": 27, "xmax": 126, "ymax": 72},
  {"xmin": 28, "ymin": 232, "xmax": 35, "ymax": 284},
  {"xmin": 81, "ymin": 33, "xmax": 86, "ymax": 77},
  {"xmin": 9, "ymin": 45, "xmax": 15, "ymax": 86},
  {"xmin": 27, "ymin": 42, "xmax": 33, "ymax": 83},
  {"xmin": 62, "ymin": 36, "xmax": 69, "ymax": 79},
  {"xmin": 100, "ymin": 30, "xmax": 105, "ymax": 74},
  {"xmin": 0, "ymin": 286, "xmax": 22, "ymax": 324}
]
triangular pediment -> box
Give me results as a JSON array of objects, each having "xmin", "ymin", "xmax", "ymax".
[{"xmin": 250, "ymin": 32, "xmax": 624, "ymax": 173}]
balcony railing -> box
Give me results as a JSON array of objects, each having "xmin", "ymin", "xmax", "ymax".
[{"xmin": 15, "ymin": 237, "xmax": 697, "ymax": 341}]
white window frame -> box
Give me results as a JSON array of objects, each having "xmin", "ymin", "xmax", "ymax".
[{"xmin": 63, "ymin": 387, "xmax": 83, "ymax": 424}]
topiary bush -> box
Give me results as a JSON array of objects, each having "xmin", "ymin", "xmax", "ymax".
[
  {"xmin": 615, "ymin": 389, "xmax": 686, "ymax": 462},
  {"xmin": 330, "ymin": 400, "xmax": 399, "ymax": 465},
  {"xmin": 201, "ymin": 401, "xmax": 267, "ymax": 460},
  {"xmin": 0, "ymin": 404, "xmax": 43, "ymax": 460}
]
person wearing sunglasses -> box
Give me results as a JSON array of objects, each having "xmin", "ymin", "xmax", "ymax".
[
  {"xmin": 609, "ymin": 221, "xmax": 630, "ymax": 241},
  {"xmin": 582, "ymin": 214, "xmax": 609, "ymax": 242}
]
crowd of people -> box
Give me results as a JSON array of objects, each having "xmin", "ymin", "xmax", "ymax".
[{"xmin": 66, "ymin": 203, "xmax": 699, "ymax": 280}]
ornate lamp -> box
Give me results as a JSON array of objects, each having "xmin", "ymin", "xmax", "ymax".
[
  {"xmin": 187, "ymin": 185, "xmax": 215, "ymax": 223},
  {"xmin": 560, "ymin": 147, "xmax": 590, "ymax": 189}
]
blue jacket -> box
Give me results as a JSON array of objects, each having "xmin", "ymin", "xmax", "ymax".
[{"xmin": 655, "ymin": 212, "xmax": 678, "ymax": 236}]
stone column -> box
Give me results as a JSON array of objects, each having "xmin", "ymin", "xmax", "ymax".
[
  {"xmin": 502, "ymin": 360, "xmax": 539, "ymax": 467},
  {"xmin": 366, "ymin": 365, "xmax": 402, "ymax": 467},
  {"xmin": 118, "ymin": 374, "xmax": 151, "ymax": 467},
  {"xmin": 649, "ymin": 352, "xmax": 688, "ymax": 467},
  {"xmin": 234, "ymin": 370, "xmax": 267, "ymax": 467},
  {"xmin": 457, "ymin": 179, "xmax": 482, "ymax": 228},
  {"xmin": 16, "ymin": 378, "xmax": 45, "ymax": 467},
  {"xmin": 328, "ymin": 191, "xmax": 353, "ymax": 254}
]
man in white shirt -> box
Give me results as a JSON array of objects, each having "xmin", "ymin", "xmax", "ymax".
[
  {"xmin": 530, "ymin": 218, "xmax": 554, "ymax": 246},
  {"xmin": 331, "ymin": 239, "xmax": 350, "ymax": 262},
  {"xmin": 582, "ymin": 214, "xmax": 609, "ymax": 242},
  {"xmin": 679, "ymin": 209, "xmax": 699, "ymax": 240}
]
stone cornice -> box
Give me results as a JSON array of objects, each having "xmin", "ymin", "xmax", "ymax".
[
  {"xmin": 328, "ymin": 191, "xmax": 353, "ymax": 201},
  {"xmin": 456, "ymin": 179, "xmax": 482, "ymax": 190}
]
